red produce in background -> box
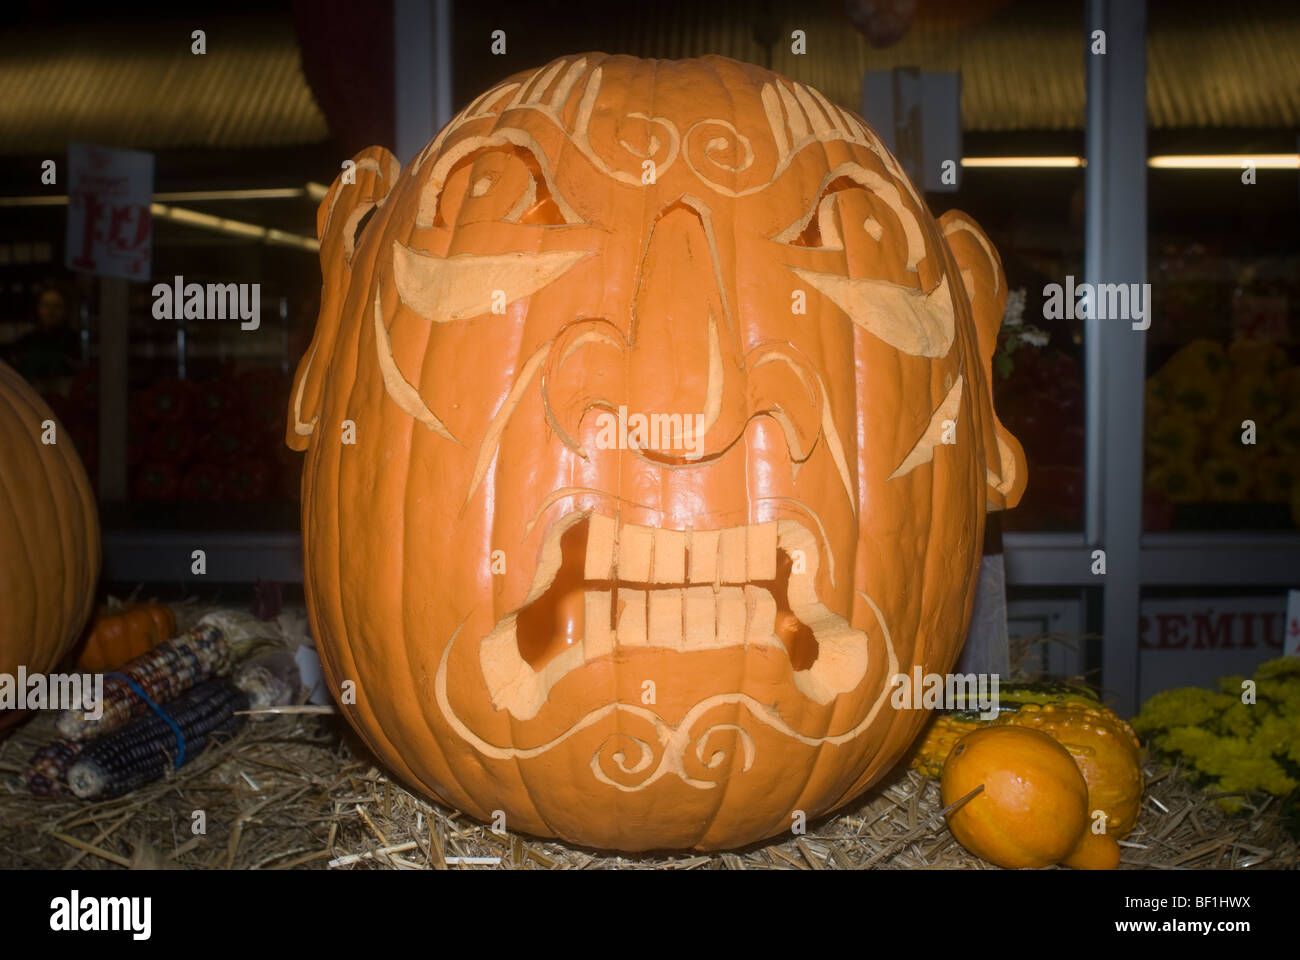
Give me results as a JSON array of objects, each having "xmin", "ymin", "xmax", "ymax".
[
  {"xmin": 180, "ymin": 462, "xmax": 226, "ymax": 502},
  {"xmin": 133, "ymin": 461, "xmax": 180, "ymax": 501}
]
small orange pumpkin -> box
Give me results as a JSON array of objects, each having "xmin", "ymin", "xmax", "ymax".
[
  {"xmin": 941, "ymin": 726, "xmax": 1089, "ymax": 869},
  {"xmin": 75, "ymin": 604, "xmax": 176, "ymax": 673},
  {"xmin": 997, "ymin": 702, "xmax": 1144, "ymax": 838}
]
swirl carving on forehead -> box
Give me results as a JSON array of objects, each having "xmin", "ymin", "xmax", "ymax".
[
  {"xmin": 412, "ymin": 58, "xmax": 682, "ymax": 186},
  {"xmin": 410, "ymin": 59, "xmax": 920, "ymax": 206}
]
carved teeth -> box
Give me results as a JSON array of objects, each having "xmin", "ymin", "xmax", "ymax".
[
  {"xmin": 608, "ymin": 521, "xmax": 780, "ymax": 586},
  {"xmin": 682, "ymin": 586, "xmax": 716, "ymax": 650},
  {"xmin": 615, "ymin": 589, "xmax": 648, "ymax": 647},
  {"xmin": 584, "ymin": 512, "xmax": 617, "ymax": 580},
  {"xmin": 688, "ymin": 529, "xmax": 719, "ymax": 583},
  {"xmin": 647, "ymin": 590, "xmax": 684, "ymax": 651},
  {"xmin": 651, "ymin": 529, "xmax": 688, "ymax": 582},
  {"xmin": 602, "ymin": 585, "xmax": 777, "ymax": 653},
  {"xmin": 584, "ymin": 591, "xmax": 614, "ymax": 659},
  {"xmin": 481, "ymin": 515, "xmax": 872, "ymax": 723},
  {"xmin": 747, "ymin": 521, "xmax": 777, "ymax": 580},
  {"xmin": 744, "ymin": 584, "xmax": 777, "ymax": 645},
  {"xmin": 718, "ymin": 526, "xmax": 748, "ymax": 583},
  {"xmin": 616, "ymin": 524, "xmax": 653, "ymax": 582},
  {"xmin": 716, "ymin": 586, "xmax": 746, "ymax": 648}
]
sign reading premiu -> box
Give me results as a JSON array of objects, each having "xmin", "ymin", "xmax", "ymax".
[
  {"xmin": 65, "ymin": 143, "xmax": 154, "ymax": 281},
  {"xmin": 1138, "ymin": 595, "xmax": 1288, "ymax": 703}
]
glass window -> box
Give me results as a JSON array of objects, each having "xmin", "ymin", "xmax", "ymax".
[{"xmin": 1143, "ymin": 4, "xmax": 1300, "ymax": 533}]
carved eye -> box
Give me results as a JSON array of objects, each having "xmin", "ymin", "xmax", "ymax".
[
  {"xmin": 786, "ymin": 177, "xmax": 863, "ymax": 250},
  {"xmin": 434, "ymin": 146, "xmax": 573, "ymax": 229}
]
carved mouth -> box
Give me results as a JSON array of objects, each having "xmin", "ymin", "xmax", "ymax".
[{"xmin": 481, "ymin": 514, "xmax": 871, "ymax": 719}]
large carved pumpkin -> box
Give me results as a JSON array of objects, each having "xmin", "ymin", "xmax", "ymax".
[
  {"xmin": 0, "ymin": 359, "xmax": 100, "ymax": 686},
  {"xmin": 287, "ymin": 53, "xmax": 1026, "ymax": 850}
]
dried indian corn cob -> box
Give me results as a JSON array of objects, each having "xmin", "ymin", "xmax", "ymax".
[
  {"xmin": 56, "ymin": 624, "xmax": 231, "ymax": 741},
  {"xmin": 232, "ymin": 650, "xmax": 301, "ymax": 715},
  {"xmin": 65, "ymin": 680, "xmax": 248, "ymax": 799},
  {"xmin": 25, "ymin": 740, "xmax": 84, "ymax": 796}
]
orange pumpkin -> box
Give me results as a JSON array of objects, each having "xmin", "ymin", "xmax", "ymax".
[
  {"xmin": 286, "ymin": 54, "xmax": 1026, "ymax": 850},
  {"xmin": 941, "ymin": 726, "xmax": 1089, "ymax": 869},
  {"xmin": 75, "ymin": 603, "xmax": 176, "ymax": 673},
  {"xmin": 0, "ymin": 359, "xmax": 100, "ymax": 690}
]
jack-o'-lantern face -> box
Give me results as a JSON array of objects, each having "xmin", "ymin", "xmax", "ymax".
[{"xmin": 288, "ymin": 54, "xmax": 1025, "ymax": 851}]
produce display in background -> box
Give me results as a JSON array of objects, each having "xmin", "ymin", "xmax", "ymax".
[
  {"xmin": 1133, "ymin": 656, "xmax": 1300, "ymax": 819},
  {"xmin": 911, "ymin": 682, "xmax": 1145, "ymax": 841},
  {"xmin": 0, "ymin": 357, "xmax": 101, "ymax": 725},
  {"xmin": 990, "ymin": 291, "xmax": 1084, "ymax": 531},
  {"xmin": 47, "ymin": 365, "xmax": 300, "ymax": 503},
  {"xmin": 1144, "ymin": 339, "xmax": 1299, "ymax": 529}
]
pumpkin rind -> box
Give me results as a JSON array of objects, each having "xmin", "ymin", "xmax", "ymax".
[
  {"xmin": 0, "ymin": 359, "xmax": 100, "ymax": 686},
  {"xmin": 941, "ymin": 725, "xmax": 1088, "ymax": 869},
  {"xmin": 287, "ymin": 53, "xmax": 1026, "ymax": 851}
]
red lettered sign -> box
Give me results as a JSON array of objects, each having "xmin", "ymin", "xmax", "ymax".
[
  {"xmin": 65, "ymin": 143, "xmax": 153, "ymax": 281},
  {"xmin": 1138, "ymin": 595, "xmax": 1291, "ymax": 702}
]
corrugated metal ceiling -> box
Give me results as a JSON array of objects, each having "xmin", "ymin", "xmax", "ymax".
[
  {"xmin": 0, "ymin": 13, "xmax": 328, "ymax": 155},
  {"xmin": 590, "ymin": 0, "xmax": 1300, "ymax": 132},
  {"xmin": 0, "ymin": 2, "xmax": 1296, "ymax": 158}
]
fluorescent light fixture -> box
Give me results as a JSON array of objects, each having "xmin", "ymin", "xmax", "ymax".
[
  {"xmin": 962, "ymin": 154, "xmax": 1300, "ymax": 170},
  {"xmin": 962, "ymin": 156, "xmax": 1086, "ymax": 168},
  {"xmin": 0, "ymin": 195, "xmax": 69, "ymax": 206},
  {"xmin": 149, "ymin": 203, "xmax": 319, "ymax": 251},
  {"xmin": 154, "ymin": 187, "xmax": 306, "ymax": 202},
  {"xmin": 1148, "ymin": 154, "xmax": 1300, "ymax": 169}
]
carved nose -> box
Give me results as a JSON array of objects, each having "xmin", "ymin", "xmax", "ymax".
[
  {"xmin": 542, "ymin": 201, "xmax": 826, "ymax": 469},
  {"xmin": 626, "ymin": 202, "xmax": 748, "ymax": 460}
]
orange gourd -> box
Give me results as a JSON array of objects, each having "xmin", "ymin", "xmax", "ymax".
[
  {"xmin": 998, "ymin": 702, "xmax": 1144, "ymax": 838},
  {"xmin": 942, "ymin": 726, "xmax": 1090, "ymax": 869},
  {"xmin": 910, "ymin": 713, "xmax": 982, "ymax": 778},
  {"xmin": 0, "ymin": 359, "xmax": 100, "ymax": 694},
  {"xmin": 76, "ymin": 604, "xmax": 176, "ymax": 673},
  {"xmin": 286, "ymin": 54, "xmax": 1026, "ymax": 850},
  {"xmin": 1062, "ymin": 830, "xmax": 1122, "ymax": 870}
]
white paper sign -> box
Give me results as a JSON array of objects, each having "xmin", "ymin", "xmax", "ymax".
[{"xmin": 65, "ymin": 142, "xmax": 154, "ymax": 281}]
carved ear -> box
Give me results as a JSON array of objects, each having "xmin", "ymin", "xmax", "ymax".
[
  {"xmin": 938, "ymin": 209, "xmax": 1027, "ymax": 512},
  {"xmin": 286, "ymin": 146, "xmax": 402, "ymax": 450}
]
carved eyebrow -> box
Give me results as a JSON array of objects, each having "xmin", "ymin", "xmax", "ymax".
[
  {"xmin": 771, "ymin": 162, "xmax": 926, "ymax": 271},
  {"xmin": 392, "ymin": 243, "xmax": 590, "ymax": 323},
  {"xmin": 889, "ymin": 375, "xmax": 963, "ymax": 479},
  {"xmin": 788, "ymin": 267, "xmax": 955, "ymax": 358},
  {"xmin": 416, "ymin": 130, "xmax": 585, "ymax": 230}
]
